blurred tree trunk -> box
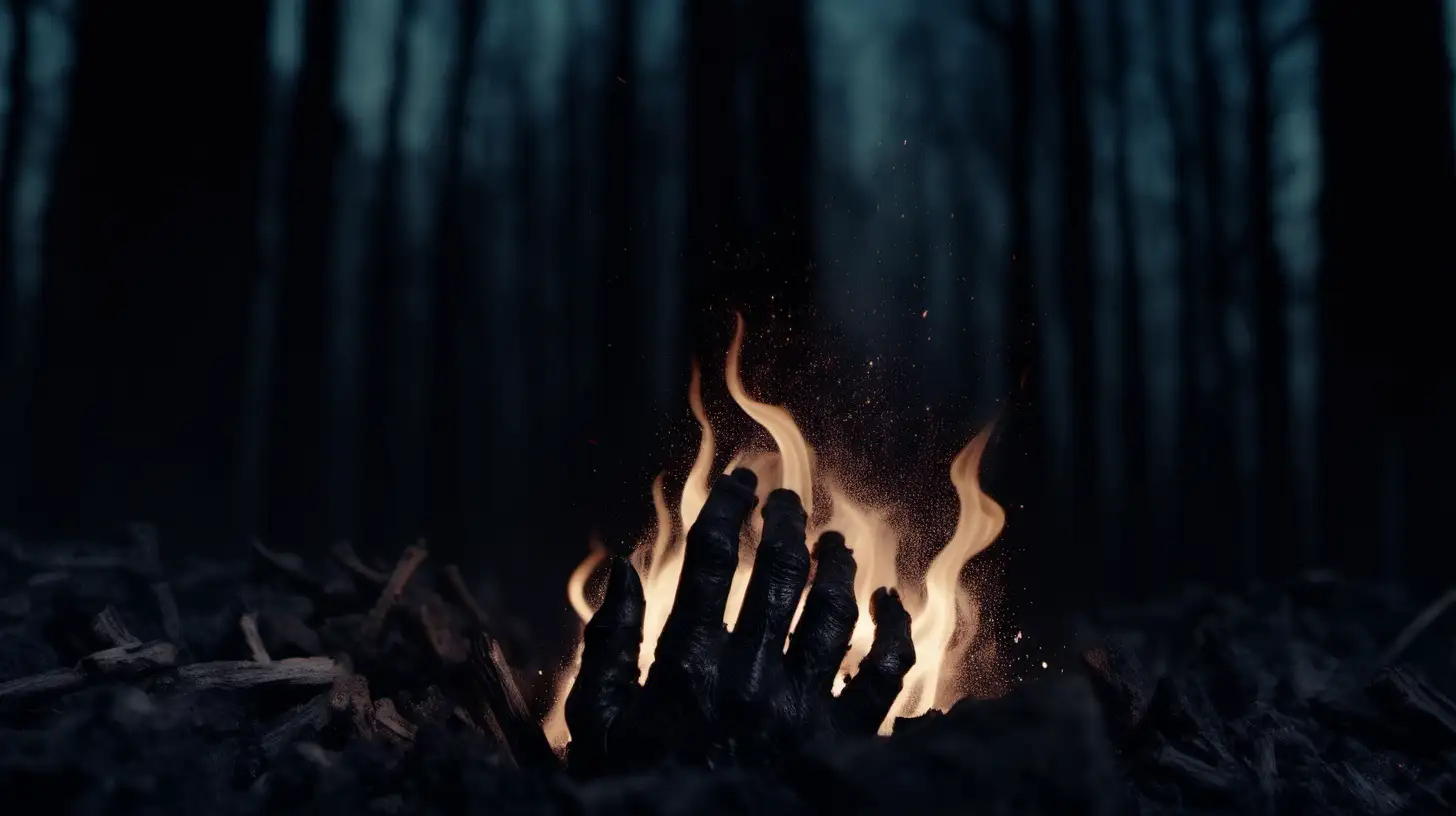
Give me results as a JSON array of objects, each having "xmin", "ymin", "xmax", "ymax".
[
  {"xmin": 1109, "ymin": 0, "xmax": 1146, "ymax": 578},
  {"xmin": 234, "ymin": 0, "xmax": 306, "ymax": 537},
  {"xmin": 266, "ymin": 0, "xmax": 340, "ymax": 550},
  {"xmin": 0, "ymin": 0, "xmax": 75, "ymax": 520},
  {"xmin": 969, "ymin": 0, "xmax": 1058, "ymax": 597},
  {"xmin": 0, "ymin": 0, "xmax": 29, "ymax": 519},
  {"xmin": 426, "ymin": 0, "xmax": 485, "ymax": 565},
  {"xmin": 322, "ymin": 0, "xmax": 405, "ymax": 544},
  {"xmin": 1053, "ymin": 0, "xmax": 1098, "ymax": 580},
  {"xmin": 590, "ymin": 0, "xmax": 643, "ymax": 550},
  {"xmin": 1191, "ymin": 0, "xmax": 1248, "ymax": 575},
  {"xmin": 382, "ymin": 0, "xmax": 457, "ymax": 548},
  {"xmin": 1317, "ymin": 0, "xmax": 1456, "ymax": 585},
  {"xmin": 1239, "ymin": 0, "xmax": 1295, "ymax": 579}
]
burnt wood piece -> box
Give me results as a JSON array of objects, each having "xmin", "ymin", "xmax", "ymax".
[
  {"xmin": 412, "ymin": 600, "xmax": 464, "ymax": 665},
  {"xmin": 0, "ymin": 640, "xmax": 179, "ymax": 711},
  {"xmin": 170, "ymin": 656, "xmax": 343, "ymax": 693},
  {"xmin": 362, "ymin": 543, "xmax": 430, "ymax": 641},
  {"xmin": 371, "ymin": 698, "xmax": 418, "ymax": 747},
  {"xmin": 240, "ymin": 612, "xmax": 272, "ymax": 662},
  {"xmin": 129, "ymin": 524, "xmax": 189, "ymax": 654},
  {"xmin": 1367, "ymin": 666, "xmax": 1456, "ymax": 753},
  {"xmin": 463, "ymin": 631, "xmax": 558, "ymax": 770},
  {"xmin": 330, "ymin": 541, "xmax": 390, "ymax": 585},
  {"xmin": 0, "ymin": 667, "xmax": 86, "ymax": 709},
  {"xmin": 327, "ymin": 673, "xmax": 417, "ymax": 748},
  {"xmin": 1375, "ymin": 587, "xmax": 1456, "ymax": 668},
  {"xmin": 92, "ymin": 605, "xmax": 141, "ymax": 648},
  {"xmin": 260, "ymin": 692, "xmax": 334, "ymax": 757},
  {"xmin": 248, "ymin": 540, "xmax": 358, "ymax": 616}
]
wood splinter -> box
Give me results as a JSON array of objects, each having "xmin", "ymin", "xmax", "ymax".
[
  {"xmin": 0, "ymin": 640, "xmax": 178, "ymax": 710},
  {"xmin": 240, "ymin": 612, "xmax": 272, "ymax": 663},
  {"xmin": 129, "ymin": 524, "xmax": 188, "ymax": 654},
  {"xmin": 92, "ymin": 605, "xmax": 142, "ymax": 648},
  {"xmin": 329, "ymin": 673, "xmax": 417, "ymax": 748},
  {"xmin": 171, "ymin": 656, "xmax": 343, "ymax": 693},
  {"xmin": 362, "ymin": 542, "xmax": 430, "ymax": 641},
  {"xmin": 464, "ymin": 632, "xmax": 558, "ymax": 769}
]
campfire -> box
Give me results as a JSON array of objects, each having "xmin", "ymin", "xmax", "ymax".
[
  {"xmin": 4, "ymin": 321, "xmax": 1456, "ymax": 813},
  {"xmin": 545, "ymin": 314, "xmax": 1007, "ymax": 746}
]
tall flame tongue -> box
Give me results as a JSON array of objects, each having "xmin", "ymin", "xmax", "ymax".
[{"xmin": 545, "ymin": 315, "xmax": 1007, "ymax": 747}]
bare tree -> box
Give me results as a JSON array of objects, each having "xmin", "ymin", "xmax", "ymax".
[
  {"xmin": 1053, "ymin": 0, "xmax": 1099, "ymax": 567},
  {"xmin": 322, "ymin": 0, "xmax": 406, "ymax": 543},
  {"xmin": 384, "ymin": 0, "xmax": 462, "ymax": 545},
  {"xmin": 1317, "ymin": 0, "xmax": 1456, "ymax": 582},
  {"xmin": 1240, "ymin": 0, "xmax": 1298, "ymax": 577},
  {"xmin": 0, "ymin": 0, "xmax": 77, "ymax": 517},
  {"xmin": 234, "ymin": 0, "xmax": 307, "ymax": 536}
]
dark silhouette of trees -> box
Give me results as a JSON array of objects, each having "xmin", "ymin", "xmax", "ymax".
[
  {"xmin": 1, "ymin": 0, "xmax": 1453, "ymax": 616},
  {"xmin": 1316, "ymin": 0, "xmax": 1456, "ymax": 586}
]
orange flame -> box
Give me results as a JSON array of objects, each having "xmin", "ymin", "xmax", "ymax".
[{"xmin": 543, "ymin": 314, "xmax": 1007, "ymax": 747}]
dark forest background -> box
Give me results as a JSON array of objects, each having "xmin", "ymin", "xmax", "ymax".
[{"xmin": 0, "ymin": 0, "xmax": 1453, "ymax": 646}]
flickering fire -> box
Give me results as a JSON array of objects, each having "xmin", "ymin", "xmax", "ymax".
[{"xmin": 543, "ymin": 314, "xmax": 1007, "ymax": 746}]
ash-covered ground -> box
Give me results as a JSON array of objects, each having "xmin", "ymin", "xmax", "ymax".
[{"xmin": 2, "ymin": 527, "xmax": 1454, "ymax": 815}]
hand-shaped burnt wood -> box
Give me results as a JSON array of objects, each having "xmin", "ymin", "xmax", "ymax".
[{"xmin": 565, "ymin": 468, "xmax": 916, "ymax": 774}]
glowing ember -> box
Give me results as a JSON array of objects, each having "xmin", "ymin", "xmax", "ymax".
[{"xmin": 543, "ymin": 314, "xmax": 1007, "ymax": 747}]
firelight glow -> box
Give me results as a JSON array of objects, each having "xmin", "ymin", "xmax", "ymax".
[{"xmin": 543, "ymin": 314, "xmax": 1007, "ymax": 747}]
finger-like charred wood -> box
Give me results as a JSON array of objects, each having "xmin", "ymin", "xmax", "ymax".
[
  {"xmin": 463, "ymin": 631, "xmax": 558, "ymax": 769},
  {"xmin": 170, "ymin": 656, "xmax": 343, "ymax": 693},
  {"xmin": 835, "ymin": 587, "xmax": 916, "ymax": 736},
  {"xmin": 362, "ymin": 542, "xmax": 429, "ymax": 641}
]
